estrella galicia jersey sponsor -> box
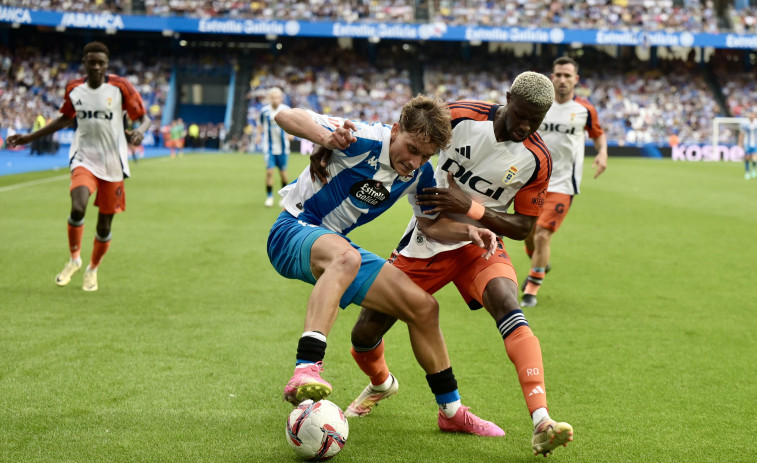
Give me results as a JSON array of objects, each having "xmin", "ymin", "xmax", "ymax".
[
  {"xmin": 397, "ymin": 100, "xmax": 551, "ymax": 259},
  {"xmin": 259, "ymin": 103, "xmax": 291, "ymax": 156},
  {"xmin": 538, "ymin": 96, "xmax": 603, "ymax": 195},
  {"xmin": 60, "ymin": 74, "xmax": 146, "ymax": 181},
  {"xmin": 278, "ymin": 110, "xmax": 438, "ymax": 235}
]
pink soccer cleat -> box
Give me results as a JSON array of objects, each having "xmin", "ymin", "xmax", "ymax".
[
  {"xmin": 438, "ymin": 405, "xmax": 505, "ymax": 437},
  {"xmin": 283, "ymin": 361, "xmax": 333, "ymax": 406}
]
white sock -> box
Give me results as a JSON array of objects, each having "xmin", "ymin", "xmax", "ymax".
[
  {"xmin": 301, "ymin": 331, "xmax": 327, "ymax": 343},
  {"xmin": 532, "ymin": 407, "xmax": 550, "ymax": 427},
  {"xmin": 71, "ymin": 257, "xmax": 82, "ymax": 265},
  {"xmin": 371, "ymin": 374, "xmax": 393, "ymax": 392},
  {"xmin": 439, "ymin": 400, "xmax": 462, "ymax": 418}
]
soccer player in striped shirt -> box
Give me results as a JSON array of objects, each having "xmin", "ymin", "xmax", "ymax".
[
  {"xmin": 268, "ymin": 95, "xmax": 505, "ymax": 436},
  {"xmin": 336, "ymin": 72, "xmax": 574, "ymax": 456},
  {"xmin": 738, "ymin": 112, "xmax": 757, "ymax": 180},
  {"xmin": 256, "ymin": 87, "xmax": 293, "ymax": 207},
  {"xmin": 521, "ymin": 56, "xmax": 608, "ymax": 308},
  {"xmin": 7, "ymin": 41, "xmax": 149, "ymax": 292}
]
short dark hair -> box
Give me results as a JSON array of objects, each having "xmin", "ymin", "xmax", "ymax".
[
  {"xmin": 83, "ymin": 41, "xmax": 109, "ymax": 58},
  {"xmin": 553, "ymin": 56, "xmax": 578, "ymax": 73}
]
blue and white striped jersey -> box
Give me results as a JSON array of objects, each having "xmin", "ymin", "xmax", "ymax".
[
  {"xmin": 259, "ymin": 103, "xmax": 291, "ymax": 156},
  {"xmin": 740, "ymin": 119, "xmax": 757, "ymax": 148},
  {"xmin": 279, "ymin": 110, "xmax": 438, "ymax": 236}
]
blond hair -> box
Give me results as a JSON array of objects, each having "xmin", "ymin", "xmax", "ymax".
[
  {"xmin": 399, "ymin": 94, "xmax": 452, "ymax": 150},
  {"xmin": 510, "ymin": 71, "xmax": 554, "ymax": 110}
]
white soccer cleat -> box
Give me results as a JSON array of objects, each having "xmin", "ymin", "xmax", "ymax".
[
  {"xmin": 345, "ymin": 374, "xmax": 398, "ymax": 417},
  {"xmin": 82, "ymin": 268, "xmax": 98, "ymax": 292},
  {"xmin": 55, "ymin": 259, "xmax": 82, "ymax": 286},
  {"xmin": 532, "ymin": 418, "xmax": 573, "ymax": 457},
  {"xmin": 264, "ymin": 196, "xmax": 274, "ymax": 207}
]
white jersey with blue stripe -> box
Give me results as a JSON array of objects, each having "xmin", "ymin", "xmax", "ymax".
[
  {"xmin": 278, "ymin": 110, "xmax": 438, "ymax": 236},
  {"xmin": 260, "ymin": 103, "xmax": 291, "ymax": 156},
  {"xmin": 740, "ymin": 119, "xmax": 757, "ymax": 149}
]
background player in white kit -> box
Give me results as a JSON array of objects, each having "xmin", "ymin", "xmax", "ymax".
[
  {"xmin": 521, "ymin": 56, "xmax": 608, "ymax": 308},
  {"xmin": 738, "ymin": 111, "xmax": 757, "ymax": 180},
  {"xmin": 7, "ymin": 41, "xmax": 149, "ymax": 291},
  {"xmin": 256, "ymin": 87, "xmax": 293, "ymax": 206}
]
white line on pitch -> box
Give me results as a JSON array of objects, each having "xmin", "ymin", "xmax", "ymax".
[{"xmin": 0, "ymin": 174, "xmax": 69, "ymax": 193}]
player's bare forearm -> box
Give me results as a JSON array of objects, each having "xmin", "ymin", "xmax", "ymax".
[
  {"xmin": 592, "ymin": 133, "xmax": 609, "ymax": 178},
  {"xmin": 127, "ymin": 115, "xmax": 151, "ymax": 146},
  {"xmin": 7, "ymin": 116, "xmax": 72, "ymax": 146},
  {"xmin": 477, "ymin": 210, "xmax": 535, "ymax": 241},
  {"xmin": 417, "ymin": 216, "xmax": 497, "ymax": 258},
  {"xmin": 275, "ymin": 108, "xmax": 356, "ymax": 150}
]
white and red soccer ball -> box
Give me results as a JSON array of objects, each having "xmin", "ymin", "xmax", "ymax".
[{"xmin": 286, "ymin": 399, "xmax": 349, "ymax": 461}]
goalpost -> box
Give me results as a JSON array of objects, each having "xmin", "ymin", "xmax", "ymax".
[{"xmin": 712, "ymin": 116, "xmax": 747, "ymax": 151}]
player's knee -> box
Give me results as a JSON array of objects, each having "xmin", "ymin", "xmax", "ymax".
[
  {"xmin": 534, "ymin": 228, "xmax": 552, "ymax": 246},
  {"xmin": 70, "ymin": 206, "xmax": 86, "ymax": 222},
  {"xmin": 335, "ymin": 247, "xmax": 361, "ymax": 279},
  {"xmin": 404, "ymin": 292, "xmax": 439, "ymax": 326},
  {"xmin": 351, "ymin": 322, "xmax": 382, "ymax": 348}
]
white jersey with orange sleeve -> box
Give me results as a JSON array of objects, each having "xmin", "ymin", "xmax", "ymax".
[
  {"xmin": 538, "ymin": 96, "xmax": 603, "ymax": 195},
  {"xmin": 397, "ymin": 101, "xmax": 552, "ymax": 259},
  {"xmin": 60, "ymin": 74, "xmax": 147, "ymax": 182}
]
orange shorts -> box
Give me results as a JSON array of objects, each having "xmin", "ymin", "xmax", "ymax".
[
  {"xmin": 535, "ymin": 192, "xmax": 573, "ymax": 232},
  {"xmin": 166, "ymin": 139, "xmax": 185, "ymax": 149},
  {"xmin": 70, "ymin": 166, "xmax": 126, "ymax": 215},
  {"xmin": 391, "ymin": 238, "xmax": 517, "ymax": 310}
]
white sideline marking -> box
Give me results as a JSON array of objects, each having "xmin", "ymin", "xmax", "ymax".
[{"xmin": 0, "ymin": 174, "xmax": 69, "ymax": 193}]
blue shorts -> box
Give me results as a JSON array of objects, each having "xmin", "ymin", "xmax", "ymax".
[
  {"xmin": 746, "ymin": 145, "xmax": 757, "ymax": 156},
  {"xmin": 267, "ymin": 211, "xmax": 385, "ymax": 309},
  {"xmin": 266, "ymin": 152, "xmax": 289, "ymax": 170}
]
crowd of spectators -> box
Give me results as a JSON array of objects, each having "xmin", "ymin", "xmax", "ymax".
[
  {"xmin": 0, "ymin": 42, "xmax": 170, "ymax": 146},
  {"xmin": 246, "ymin": 42, "xmax": 413, "ymax": 150},
  {"xmin": 2, "ymin": 36, "xmax": 752, "ymax": 150},
  {"xmin": 7, "ymin": 0, "xmax": 757, "ymax": 33}
]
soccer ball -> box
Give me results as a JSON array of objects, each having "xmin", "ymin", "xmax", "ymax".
[{"xmin": 286, "ymin": 399, "xmax": 349, "ymax": 461}]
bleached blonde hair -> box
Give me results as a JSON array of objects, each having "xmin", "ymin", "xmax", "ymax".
[{"xmin": 510, "ymin": 71, "xmax": 554, "ymax": 110}]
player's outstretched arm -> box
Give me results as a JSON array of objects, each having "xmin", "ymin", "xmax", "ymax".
[
  {"xmin": 416, "ymin": 172, "xmax": 535, "ymax": 240},
  {"xmin": 417, "ymin": 216, "xmax": 497, "ymax": 259},
  {"xmin": 591, "ymin": 133, "xmax": 608, "ymax": 179},
  {"xmin": 274, "ymin": 108, "xmax": 356, "ymax": 150},
  {"xmin": 6, "ymin": 115, "xmax": 73, "ymax": 147}
]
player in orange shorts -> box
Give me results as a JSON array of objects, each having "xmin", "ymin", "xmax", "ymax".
[
  {"xmin": 521, "ymin": 56, "xmax": 608, "ymax": 308},
  {"xmin": 7, "ymin": 41, "xmax": 149, "ymax": 291},
  {"xmin": 312, "ymin": 72, "xmax": 574, "ymax": 457}
]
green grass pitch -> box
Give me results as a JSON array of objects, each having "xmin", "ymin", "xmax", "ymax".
[{"xmin": 1, "ymin": 153, "xmax": 755, "ymax": 462}]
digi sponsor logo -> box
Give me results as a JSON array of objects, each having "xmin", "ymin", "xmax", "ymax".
[
  {"xmin": 540, "ymin": 122, "xmax": 576, "ymax": 134},
  {"xmin": 76, "ymin": 110, "xmax": 114, "ymax": 120},
  {"xmin": 440, "ymin": 158, "xmax": 505, "ymax": 199},
  {"xmin": 349, "ymin": 179, "xmax": 389, "ymax": 208}
]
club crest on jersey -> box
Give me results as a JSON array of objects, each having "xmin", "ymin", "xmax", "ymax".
[
  {"xmin": 107, "ymin": 97, "xmax": 113, "ymax": 109},
  {"xmin": 349, "ymin": 179, "xmax": 389, "ymax": 208},
  {"xmin": 502, "ymin": 166, "xmax": 518, "ymax": 184}
]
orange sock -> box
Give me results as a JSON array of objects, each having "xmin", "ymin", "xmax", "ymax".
[
  {"xmin": 504, "ymin": 325, "xmax": 548, "ymax": 414},
  {"xmin": 524, "ymin": 269, "xmax": 546, "ymax": 296},
  {"xmin": 67, "ymin": 223, "xmax": 84, "ymax": 260},
  {"xmin": 89, "ymin": 235, "xmax": 111, "ymax": 270},
  {"xmin": 351, "ymin": 341, "xmax": 390, "ymax": 386}
]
